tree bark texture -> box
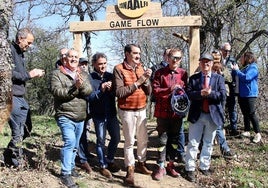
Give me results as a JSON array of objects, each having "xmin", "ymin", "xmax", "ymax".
[{"xmin": 0, "ymin": 0, "xmax": 13, "ymax": 132}]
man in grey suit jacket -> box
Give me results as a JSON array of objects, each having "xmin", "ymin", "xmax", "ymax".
[{"xmin": 184, "ymin": 53, "xmax": 226, "ymax": 182}]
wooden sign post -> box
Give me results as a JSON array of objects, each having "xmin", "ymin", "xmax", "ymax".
[{"xmin": 69, "ymin": 2, "xmax": 202, "ymax": 75}]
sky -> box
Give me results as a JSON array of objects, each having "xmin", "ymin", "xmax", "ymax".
[{"xmin": 24, "ymin": 0, "xmax": 119, "ymax": 72}]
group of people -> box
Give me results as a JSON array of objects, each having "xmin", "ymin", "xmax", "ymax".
[{"xmin": 3, "ymin": 27, "xmax": 262, "ymax": 188}]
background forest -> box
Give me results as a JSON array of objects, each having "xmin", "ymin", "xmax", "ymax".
[
  {"xmin": 0, "ymin": 0, "xmax": 267, "ymax": 187},
  {"xmin": 2, "ymin": 0, "xmax": 267, "ymax": 121}
]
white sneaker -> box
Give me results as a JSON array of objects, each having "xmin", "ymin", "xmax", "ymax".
[
  {"xmin": 241, "ymin": 131, "xmax": 251, "ymax": 137},
  {"xmin": 253, "ymin": 133, "xmax": 261, "ymax": 143}
]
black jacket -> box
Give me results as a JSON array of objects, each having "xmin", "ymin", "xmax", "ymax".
[
  {"xmin": 88, "ymin": 71, "xmax": 117, "ymax": 119},
  {"xmin": 10, "ymin": 41, "xmax": 31, "ymax": 96}
]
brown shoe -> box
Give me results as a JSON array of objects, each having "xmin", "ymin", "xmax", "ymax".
[
  {"xmin": 76, "ymin": 161, "xmax": 92, "ymax": 174},
  {"xmin": 135, "ymin": 162, "xmax": 152, "ymax": 175},
  {"xmin": 100, "ymin": 168, "xmax": 112, "ymax": 178},
  {"xmin": 124, "ymin": 166, "xmax": 135, "ymax": 186}
]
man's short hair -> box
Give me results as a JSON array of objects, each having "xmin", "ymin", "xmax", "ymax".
[
  {"xmin": 91, "ymin": 52, "xmax": 107, "ymax": 64},
  {"xmin": 124, "ymin": 44, "xmax": 141, "ymax": 54},
  {"xmin": 220, "ymin": 42, "xmax": 231, "ymax": 50}
]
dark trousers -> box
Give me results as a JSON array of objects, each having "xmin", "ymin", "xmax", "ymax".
[
  {"xmin": 226, "ymin": 94, "xmax": 238, "ymax": 131},
  {"xmin": 4, "ymin": 96, "xmax": 32, "ymax": 166},
  {"xmin": 156, "ymin": 118, "xmax": 184, "ymax": 163},
  {"xmin": 238, "ymin": 97, "xmax": 260, "ymax": 133},
  {"xmin": 77, "ymin": 119, "xmax": 92, "ymax": 163}
]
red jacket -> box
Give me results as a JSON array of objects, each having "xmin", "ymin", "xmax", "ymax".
[{"xmin": 153, "ymin": 66, "xmax": 188, "ymax": 118}]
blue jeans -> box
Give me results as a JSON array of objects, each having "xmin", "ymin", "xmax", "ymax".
[
  {"xmin": 93, "ymin": 116, "xmax": 120, "ymax": 168},
  {"xmin": 177, "ymin": 124, "xmax": 185, "ymax": 156},
  {"xmin": 216, "ymin": 128, "xmax": 230, "ymax": 153},
  {"xmin": 56, "ymin": 116, "xmax": 84, "ymax": 175}
]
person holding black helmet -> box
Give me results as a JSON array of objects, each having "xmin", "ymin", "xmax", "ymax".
[{"xmin": 152, "ymin": 48, "xmax": 188, "ymax": 181}]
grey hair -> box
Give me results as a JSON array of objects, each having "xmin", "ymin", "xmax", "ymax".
[
  {"xmin": 16, "ymin": 28, "xmax": 33, "ymax": 40},
  {"xmin": 220, "ymin": 42, "xmax": 231, "ymax": 50}
]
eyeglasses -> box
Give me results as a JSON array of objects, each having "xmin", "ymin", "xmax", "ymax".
[
  {"xmin": 223, "ymin": 50, "xmax": 231, "ymax": 53},
  {"xmin": 170, "ymin": 56, "xmax": 182, "ymax": 61}
]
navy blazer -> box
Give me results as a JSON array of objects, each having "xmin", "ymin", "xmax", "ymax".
[{"xmin": 187, "ymin": 72, "xmax": 226, "ymax": 127}]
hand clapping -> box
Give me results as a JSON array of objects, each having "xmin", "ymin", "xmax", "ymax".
[{"xmin": 29, "ymin": 68, "xmax": 45, "ymax": 78}]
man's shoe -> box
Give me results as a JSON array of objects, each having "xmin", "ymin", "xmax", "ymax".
[
  {"xmin": 125, "ymin": 166, "xmax": 135, "ymax": 186},
  {"xmin": 107, "ymin": 162, "xmax": 120, "ymax": 172},
  {"xmin": 71, "ymin": 169, "xmax": 80, "ymax": 177},
  {"xmin": 230, "ymin": 130, "xmax": 240, "ymax": 136},
  {"xmin": 100, "ymin": 168, "xmax": 112, "ymax": 178},
  {"xmin": 152, "ymin": 167, "xmax": 166, "ymax": 181},
  {"xmin": 0, "ymin": 154, "xmax": 5, "ymax": 167},
  {"xmin": 60, "ymin": 174, "xmax": 78, "ymax": 188},
  {"xmin": 135, "ymin": 162, "xmax": 152, "ymax": 175},
  {"xmin": 253, "ymin": 133, "xmax": 261, "ymax": 143},
  {"xmin": 241, "ymin": 131, "xmax": 251, "ymax": 137},
  {"xmin": 222, "ymin": 150, "xmax": 236, "ymax": 159},
  {"xmin": 88, "ymin": 153, "xmax": 95, "ymax": 159},
  {"xmin": 185, "ymin": 170, "xmax": 195, "ymax": 182},
  {"xmin": 166, "ymin": 163, "xmax": 180, "ymax": 177},
  {"xmin": 76, "ymin": 161, "xmax": 92, "ymax": 174},
  {"xmin": 199, "ymin": 168, "xmax": 213, "ymax": 176}
]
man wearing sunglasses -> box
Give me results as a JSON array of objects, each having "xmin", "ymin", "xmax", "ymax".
[{"xmin": 152, "ymin": 48, "xmax": 188, "ymax": 181}]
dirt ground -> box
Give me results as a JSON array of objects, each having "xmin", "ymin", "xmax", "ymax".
[
  {"xmin": 1, "ymin": 120, "xmax": 267, "ymax": 188},
  {"xmin": 0, "ymin": 121, "xmax": 197, "ymax": 188}
]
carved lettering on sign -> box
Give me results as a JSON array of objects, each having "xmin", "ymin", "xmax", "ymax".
[
  {"xmin": 117, "ymin": 0, "xmax": 150, "ymax": 18},
  {"xmin": 110, "ymin": 20, "xmax": 132, "ymax": 28},
  {"xmin": 118, "ymin": 0, "xmax": 149, "ymax": 10}
]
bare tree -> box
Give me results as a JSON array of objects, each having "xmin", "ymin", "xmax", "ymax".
[
  {"xmin": 184, "ymin": 0, "xmax": 268, "ymax": 56},
  {"xmin": 0, "ymin": 0, "xmax": 13, "ymax": 132},
  {"xmin": 40, "ymin": 0, "xmax": 107, "ymax": 57}
]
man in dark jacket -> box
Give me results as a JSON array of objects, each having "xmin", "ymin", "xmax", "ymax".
[
  {"xmin": 88, "ymin": 52, "xmax": 120, "ymax": 178},
  {"xmin": 50, "ymin": 49, "xmax": 92, "ymax": 188},
  {"xmin": 220, "ymin": 42, "xmax": 239, "ymax": 136},
  {"xmin": 184, "ymin": 53, "xmax": 226, "ymax": 182},
  {"xmin": 4, "ymin": 28, "xmax": 45, "ymax": 168}
]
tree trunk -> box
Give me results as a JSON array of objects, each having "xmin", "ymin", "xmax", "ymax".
[{"xmin": 0, "ymin": 0, "xmax": 13, "ymax": 132}]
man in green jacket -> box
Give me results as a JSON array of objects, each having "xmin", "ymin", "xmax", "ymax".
[{"xmin": 49, "ymin": 49, "xmax": 92, "ymax": 188}]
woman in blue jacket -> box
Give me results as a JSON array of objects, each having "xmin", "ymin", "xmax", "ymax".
[{"xmin": 232, "ymin": 51, "xmax": 261, "ymax": 143}]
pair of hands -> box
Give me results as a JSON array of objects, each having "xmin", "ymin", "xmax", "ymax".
[
  {"xmin": 201, "ymin": 87, "xmax": 211, "ymax": 97},
  {"xmin": 231, "ymin": 63, "xmax": 239, "ymax": 70},
  {"xmin": 75, "ymin": 72, "xmax": 84, "ymax": 89},
  {"xmin": 29, "ymin": 68, "xmax": 45, "ymax": 78},
  {"xmin": 101, "ymin": 81, "xmax": 112, "ymax": 92},
  {"xmin": 136, "ymin": 69, "xmax": 152, "ymax": 87}
]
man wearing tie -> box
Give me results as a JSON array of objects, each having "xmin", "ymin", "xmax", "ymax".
[{"xmin": 184, "ymin": 53, "xmax": 226, "ymax": 182}]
